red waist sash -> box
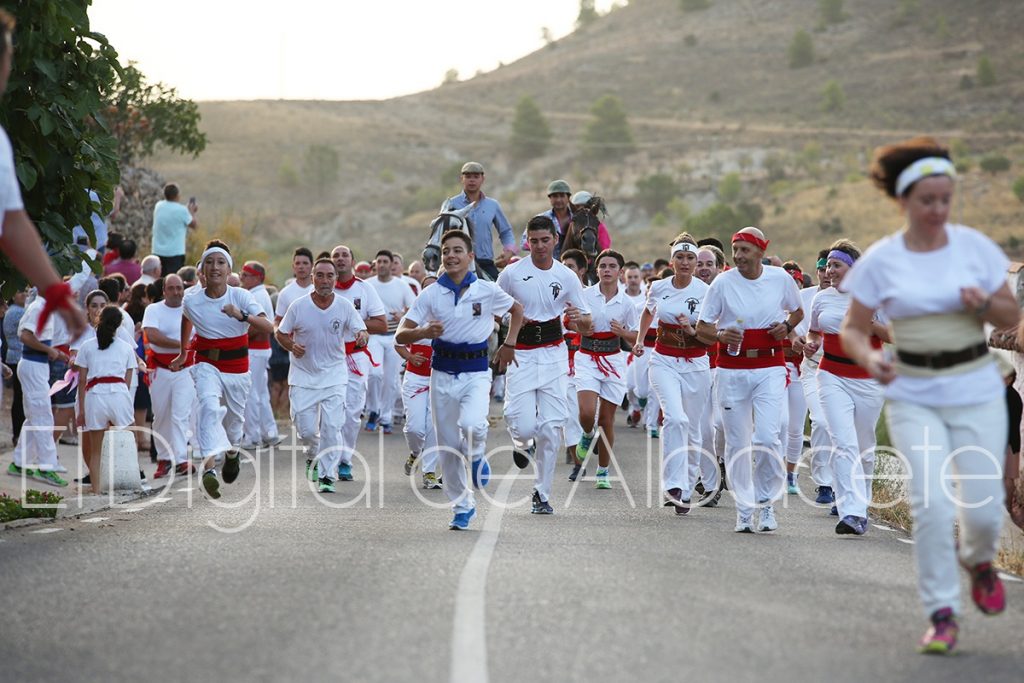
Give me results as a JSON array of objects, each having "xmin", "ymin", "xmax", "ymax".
[
  {"xmin": 716, "ymin": 328, "xmax": 785, "ymax": 370},
  {"xmin": 654, "ymin": 322, "xmax": 707, "ymax": 360},
  {"xmin": 405, "ymin": 344, "xmax": 433, "ymax": 377},
  {"xmin": 192, "ymin": 334, "xmax": 249, "ymax": 373},
  {"xmin": 819, "ymin": 333, "xmax": 881, "ymax": 380},
  {"xmin": 86, "ymin": 376, "xmax": 126, "ymax": 391}
]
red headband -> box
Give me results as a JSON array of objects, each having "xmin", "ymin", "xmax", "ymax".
[
  {"xmin": 242, "ymin": 264, "xmax": 264, "ymax": 280},
  {"xmin": 732, "ymin": 231, "xmax": 769, "ymax": 252}
]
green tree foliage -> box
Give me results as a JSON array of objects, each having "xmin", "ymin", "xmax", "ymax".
[
  {"xmin": 788, "ymin": 30, "xmax": 815, "ymax": 69},
  {"xmin": 576, "ymin": 0, "xmax": 598, "ymax": 28},
  {"xmin": 104, "ymin": 63, "xmax": 206, "ymax": 166},
  {"xmin": 679, "ymin": 0, "xmax": 711, "ymax": 11},
  {"xmin": 718, "ymin": 173, "xmax": 742, "ymax": 203},
  {"xmin": 582, "ymin": 95, "xmax": 634, "ymax": 160},
  {"xmin": 0, "ymin": 0, "xmax": 122, "ymax": 291},
  {"xmin": 302, "ymin": 144, "xmax": 340, "ymax": 197},
  {"xmin": 635, "ymin": 173, "xmax": 678, "ymax": 215},
  {"xmin": 509, "ymin": 96, "xmax": 552, "ymax": 160},
  {"xmin": 442, "ymin": 68, "xmax": 459, "ymax": 85},
  {"xmin": 978, "ymin": 154, "xmax": 1010, "ymax": 175},
  {"xmin": 821, "ymin": 79, "xmax": 845, "ymax": 112},
  {"xmin": 977, "ymin": 56, "xmax": 996, "ymax": 87},
  {"xmin": 1013, "ymin": 176, "xmax": 1024, "ymax": 204},
  {"xmin": 818, "ymin": 0, "xmax": 845, "ymax": 25}
]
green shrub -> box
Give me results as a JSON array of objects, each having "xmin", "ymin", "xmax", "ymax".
[
  {"xmin": 509, "ymin": 96, "xmax": 552, "ymax": 160},
  {"xmin": 0, "ymin": 491, "xmax": 64, "ymax": 523},
  {"xmin": 1012, "ymin": 176, "xmax": 1024, "ymax": 203},
  {"xmin": 788, "ymin": 30, "xmax": 815, "ymax": 69},
  {"xmin": 977, "ymin": 56, "xmax": 996, "ymax": 87},
  {"xmin": 582, "ymin": 95, "xmax": 634, "ymax": 160},
  {"xmin": 979, "ymin": 154, "xmax": 1011, "ymax": 174},
  {"xmin": 718, "ymin": 173, "xmax": 742, "ymax": 203},
  {"xmin": 635, "ymin": 173, "xmax": 679, "ymax": 215},
  {"xmin": 821, "ymin": 80, "xmax": 845, "ymax": 112}
]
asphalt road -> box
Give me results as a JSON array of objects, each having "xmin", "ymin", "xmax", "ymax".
[{"xmin": 2, "ymin": 411, "xmax": 1023, "ymax": 683}]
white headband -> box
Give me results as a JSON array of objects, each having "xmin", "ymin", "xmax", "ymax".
[
  {"xmin": 671, "ymin": 242, "xmax": 699, "ymax": 256},
  {"xmin": 200, "ymin": 246, "xmax": 233, "ymax": 269},
  {"xmin": 895, "ymin": 156, "xmax": 956, "ymax": 197}
]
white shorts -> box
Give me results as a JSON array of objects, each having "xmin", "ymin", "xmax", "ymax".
[
  {"xmin": 574, "ymin": 350, "xmax": 628, "ymax": 405},
  {"xmin": 83, "ymin": 387, "xmax": 134, "ymax": 432}
]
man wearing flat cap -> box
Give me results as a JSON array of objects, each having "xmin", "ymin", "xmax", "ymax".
[{"xmin": 441, "ymin": 162, "xmax": 516, "ymax": 280}]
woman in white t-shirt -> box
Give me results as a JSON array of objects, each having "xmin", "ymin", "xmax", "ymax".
[
  {"xmin": 74, "ymin": 305, "xmax": 136, "ymax": 494},
  {"xmin": 841, "ymin": 137, "xmax": 1021, "ymax": 655}
]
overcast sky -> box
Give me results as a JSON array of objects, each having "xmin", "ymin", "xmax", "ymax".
[{"xmin": 90, "ymin": 0, "xmax": 617, "ymax": 101}]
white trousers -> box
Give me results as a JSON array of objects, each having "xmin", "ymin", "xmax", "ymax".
[
  {"xmin": 564, "ymin": 373, "xmax": 582, "ymax": 447},
  {"xmin": 402, "ymin": 372, "xmax": 438, "ymax": 474},
  {"xmin": 290, "ymin": 383, "xmax": 346, "ymax": 480},
  {"xmin": 367, "ymin": 334, "xmax": 401, "ymax": 424},
  {"xmin": 817, "ymin": 371, "xmax": 884, "ymax": 519},
  {"xmin": 800, "ymin": 361, "xmax": 833, "ymax": 487},
  {"xmin": 150, "ymin": 367, "xmax": 197, "ymax": 465},
  {"xmin": 696, "ymin": 368, "xmax": 724, "ymax": 492},
  {"xmin": 192, "ymin": 362, "xmax": 251, "ymax": 460},
  {"xmin": 342, "ymin": 352, "xmax": 371, "ymax": 467},
  {"xmin": 649, "ymin": 353, "xmax": 710, "ymax": 497},
  {"xmin": 243, "ymin": 350, "xmax": 278, "ymax": 444},
  {"xmin": 717, "ymin": 366, "xmax": 788, "ymax": 516},
  {"xmin": 431, "ymin": 370, "xmax": 491, "ymax": 514},
  {"xmin": 14, "ymin": 360, "xmax": 58, "ymax": 469},
  {"xmin": 631, "ymin": 349, "xmax": 661, "ymax": 430},
  {"xmin": 83, "ymin": 387, "xmax": 134, "ymax": 432},
  {"xmin": 505, "ymin": 358, "xmax": 569, "ymax": 503},
  {"xmin": 886, "ymin": 397, "xmax": 1007, "ymax": 617},
  {"xmin": 782, "ymin": 362, "xmax": 807, "ymax": 465}
]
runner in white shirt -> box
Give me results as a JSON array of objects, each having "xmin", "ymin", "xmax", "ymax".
[
  {"xmin": 634, "ymin": 239, "xmax": 715, "ymax": 513},
  {"xmin": 622, "ymin": 262, "xmax": 648, "ymax": 429},
  {"xmin": 497, "ymin": 215, "xmax": 591, "ymax": 514},
  {"xmin": 396, "ymin": 276, "xmax": 441, "ymax": 489},
  {"xmin": 396, "ymin": 230, "xmax": 523, "ymax": 530},
  {"xmin": 574, "ymin": 250, "xmax": 639, "ymax": 489},
  {"xmin": 697, "ymin": 227, "xmax": 803, "ymax": 533},
  {"xmin": 330, "ymin": 244, "xmax": 388, "ymax": 481},
  {"xmin": 777, "ymin": 265, "xmax": 809, "ymax": 504},
  {"xmin": 559, "ymin": 249, "xmax": 588, "ymax": 478},
  {"xmin": 277, "ymin": 258, "xmax": 367, "ymax": 493},
  {"xmin": 693, "ymin": 245, "xmax": 725, "ymax": 505},
  {"xmin": 142, "ymin": 274, "xmax": 197, "ymax": 479},
  {"xmin": 240, "ymin": 261, "xmax": 281, "ymax": 449},
  {"xmin": 273, "ymin": 247, "xmax": 314, "ymax": 325},
  {"xmin": 74, "ymin": 306, "xmax": 136, "ymax": 494},
  {"xmin": 170, "ymin": 240, "xmax": 272, "ymax": 500},
  {"xmin": 365, "ymin": 249, "xmax": 416, "ymax": 434},
  {"xmin": 805, "ymin": 240, "xmax": 890, "ymax": 536}
]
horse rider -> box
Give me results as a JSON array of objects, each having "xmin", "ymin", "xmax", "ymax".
[{"xmin": 441, "ymin": 161, "xmax": 517, "ymax": 280}]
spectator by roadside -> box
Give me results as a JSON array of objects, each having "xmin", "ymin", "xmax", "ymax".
[{"xmin": 151, "ymin": 183, "xmax": 198, "ymax": 277}]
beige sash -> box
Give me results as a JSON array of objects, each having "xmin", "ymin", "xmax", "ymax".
[{"xmin": 891, "ymin": 312, "xmax": 992, "ymax": 378}]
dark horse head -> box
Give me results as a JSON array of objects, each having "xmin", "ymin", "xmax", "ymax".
[
  {"xmin": 423, "ymin": 200, "xmax": 475, "ymax": 274},
  {"xmin": 563, "ymin": 191, "xmax": 606, "ymax": 284}
]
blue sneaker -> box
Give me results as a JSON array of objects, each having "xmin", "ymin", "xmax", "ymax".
[
  {"xmin": 830, "ymin": 504, "xmax": 838, "ymax": 516},
  {"xmin": 380, "ymin": 423, "xmax": 393, "ymax": 435},
  {"xmin": 786, "ymin": 472, "xmax": 799, "ymax": 495},
  {"xmin": 471, "ymin": 458, "xmax": 490, "ymax": 488},
  {"xmin": 649, "ymin": 428, "xmax": 660, "ymax": 439},
  {"xmin": 364, "ymin": 411, "xmax": 379, "ymax": 432},
  {"xmin": 338, "ymin": 463, "xmax": 353, "ymax": 481},
  {"xmin": 449, "ymin": 507, "xmax": 477, "ymax": 530},
  {"xmin": 815, "ymin": 486, "xmax": 834, "ymax": 505}
]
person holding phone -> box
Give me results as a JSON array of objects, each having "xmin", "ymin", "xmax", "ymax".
[{"xmin": 151, "ymin": 182, "xmax": 198, "ymax": 277}]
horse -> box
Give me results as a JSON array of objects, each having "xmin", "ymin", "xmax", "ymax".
[
  {"xmin": 422, "ymin": 200, "xmax": 494, "ymax": 280},
  {"xmin": 561, "ymin": 191, "xmax": 606, "ymax": 285}
]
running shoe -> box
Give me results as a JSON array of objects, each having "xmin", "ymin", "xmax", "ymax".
[
  {"xmin": 786, "ymin": 472, "xmax": 798, "ymax": 495},
  {"xmin": 34, "ymin": 469, "xmax": 68, "ymax": 487},
  {"xmin": 261, "ymin": 435, "xmax": 284, "ymax": 448},
  {"xmin": 471, "ymin": 458, "xmax": 490, "ymax": 488},
  {"xmin": 638, "ymin": 397, "xmax": 647, "ymax": 409},
  {"xmin": 52, "ymin": 461, "xmax": 69, "ymax": 473},
  {"xmin": 918, "ymin": 608, "xmax": 958, "ymax": 655},
  {"xmin": 576, "ymin": 432, "xmax": 594, "ymax": 462},
  {"xmin": 423, "ymin": 472, "xmax": 441, "ymax": 489},
  {"xmin": 174, "ymin": 462, "xmax": 195, "ymax": 477},
  {"xmin": 595, "ymin": 468, "xmax": 611, "ymax": 490},
  {"xmin": 627, "ymin": 410, "xmax": 641, "ymax": 428},
  {"xmin": 836, "ymin": 515, "xmax": 868, "ymax": 536},
  {"xmin": 58, "ymin": 435, "xmax": 79, "ymax": 447},
  {"xmin": 702, "ymin": 486, "xmax": 722, "ymax": 508},
  {"xmin": 649, "ymin": 428, "xmax": 660, "ymax": 439},
  {"xmin": 531, "ymin": 491, "xmax": 554, "ymax": 515},
  {"xmin": 202, "ymin": 470, "xmax": 221, "ymax": 499},
  {"xmin": 338, "ymin": 463, "xmax": 354, "ymax": 481},
  {"xmin": 830, "ymin": 505, "xmax": 838, "ymax": 517},
  {"xmin": 239, "ymin": 441, "xmax": 260, "ymax": 451},
  {"xmin": 318, "ymin": 477, "xmax": 336, "ymax": 494},
  {"xmin": 306, "ymin": 459, "xmax": 315, "ymax": 482},
  {"xmin": 153, "ymin": 460, "xmax": 172, "ymax": 480},
  {"xmin": 512, "ymin": 442, "xmax": 534, "ymax": 470},
  {"xmin": 404, "ymin": 453, "xmax": 418, "ymax": 476},
  {"xmin": 380, "ymin": 423, "xmax": 393, "ymax": 435},
  {"xmin": 757, "ymin": 505, "xmax": 778, "ymax": 532},
  {"xmin": 449, "ymin": 507, "xmax": 477, "ymax": 530},
  {"xmin": 964, "ymin": 562, "xmax": 1005, "ymax": 615},
  {"xmin": 663, "ymin": 488, "xmax": 689, "ymax": 515},
  {"xmin": 364, "ymin": 411, "xmax": 379, "ymax": 432},
  {"xmin": 7, "ymin": 462, "xmax": 35, "ymax": 478},
  {"xmin": 222, "ymin": 453, "xmax": 241, "ymax": 484},
  {"xmin": 568, "ymin": 464, "xmax": 585, "ymax": 482},
  {"xmin": 734, "ymin": 513, "xmax": 754, "ymax": 533},
  {"xmin": 815, "ymin": 485, "xmax": 834, "ymax": 505}
]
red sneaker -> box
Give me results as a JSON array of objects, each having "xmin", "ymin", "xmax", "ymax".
[
  {"xmin": 153, "ymin": 460, "xmax": 172, "ymax": 479},
  {"xmin": 966, "ymin": 562, "xmax": 1005, "ymax": 615},
  {"xmin": 175, "ymin": 462, "xmax": 196, "ymax": 477},
  {"xmin": 918, "ymin": 607, "xmax": 958, "ymax": 655}
]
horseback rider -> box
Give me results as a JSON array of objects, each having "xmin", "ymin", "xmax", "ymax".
[
  {"xmin": 441, "ymin": 161, "xmax": 516, "ymax": 280},
  {"xmin": 519, "ymin": 181, "xmax": 612, "ymax": 260}
]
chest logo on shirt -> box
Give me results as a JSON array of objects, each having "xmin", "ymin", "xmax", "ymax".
[
  {"xmin": 521, "ymin": 276, "xmax": 534, "ymax": 281},
  {"xmin": 353, "ymin": 298, "xmax": 361, "ymax": 311},
  {"xmin": 686, "ymin": 298, "xmax": 700, "ymax": 315},
  {"xmin": 472, "ymin": 303, "xmax": 481, "ymax": 317},
  {"xmin": 550, "ymin": 282, "xmax": 562, "ymax": 300},
  {"xmin": 330, "ymin": 319, "xmax": 343, "ymax": 334}
]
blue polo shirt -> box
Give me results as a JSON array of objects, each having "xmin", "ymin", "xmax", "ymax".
[{"xmin": 443, "ymin": 192, "xmax": 515, "ymax": 261}]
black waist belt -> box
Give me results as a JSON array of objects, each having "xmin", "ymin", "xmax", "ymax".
[
  {"xmin": 896, "ymin": 342, "xmax": 988, "ymax": 370},
  {"xmin": 517, "ymin": 318, "xmax": 563, "ymax": 346},
  {"xmin": 580, "ymin": 336, "xmax": 620, "ymax": 354},
  {"xmin": 433, "ymin": 347, "xmax": 489, "ymax": 361},
  {"xmin": 823, "ymin": 351, "xmax": 856, "ymax": 366},
  {"xmin": 196, "ymin": 347, "xmax": 249, "ymax": 362}
]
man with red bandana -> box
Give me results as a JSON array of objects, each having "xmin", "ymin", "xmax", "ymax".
[{"xmin": 697, "ymin": 227, "xmax": 803, "ymax": 533}]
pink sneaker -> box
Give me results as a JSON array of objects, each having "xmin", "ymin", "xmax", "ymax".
[
  {"xmin": 966, "ymin": 562, "xmax": 1006, "ymax": 615},
  {"xmin": 918, "ymin": 608, "xmax": 958, "ymax": 655}
]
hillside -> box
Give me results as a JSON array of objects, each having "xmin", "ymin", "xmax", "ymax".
[{"xmin": 146, "ymin": 0, "xmax": 1024, "ymax": 280}]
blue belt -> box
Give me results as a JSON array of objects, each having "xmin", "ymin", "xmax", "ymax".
[
  {"xmin": 23, "ymin": 341, "xmax": 51, "ymax": 364},
  {"xmin": 431, "ymin": 340, "xmax": 489, "ymax": 375}
]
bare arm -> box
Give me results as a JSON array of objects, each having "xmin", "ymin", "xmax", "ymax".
[
  {"xmin": 170, "ymin": 316, "xmax": 193, "ymax": 371},
  {"xmin": 143, "ymin": 327, "xmax": 180, "ymax": 351},
  {"xmin": 840, "ymin": 299, "xmax": 895, "ymax": 384},
  {"xmin": 365, "ymin": 314, "xmax": 388, "ymax": 335}
]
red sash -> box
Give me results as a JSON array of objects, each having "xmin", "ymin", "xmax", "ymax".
[
  {"xmin": 642, "ymin": 328, "xmax": 657, "ymax": 348},
  {"xmin": 405, "ymin": 344, "xmax": 433, "ymax": 377},
  {"xmin": 86, "ymin": 376, "xmax": 126, "ymax": 391},
  {"xmin": 344, "ymin": 340, "xmax": 379, "ymax": 376},
  {"xmin": 716, "ymin": 329, "xmax": 785, "ymax": 370},
  {"xmin": 708, "ymin": 341, "xmax": 719, "ymax": 369},
  {"xmin": 192, "ymin": 334, "xmax": 249, "ymax": 373},
  {"xmin": 249, "ymin": 336, "xmax": 272, "ymax": 351},
  {"xmin": 782, "ymin": 338, "xmax": 801, "ymax": 377},
  {"xmin": 819, "ymin": 333, "xmax": 881, "ymax": 380},
  {"xmin": 579, "ymin": 332, "xmax": 621, "ymax": 377},
  {"xmin": 653, "ymin": 322, "xmax": 707, "ymax": 360}
]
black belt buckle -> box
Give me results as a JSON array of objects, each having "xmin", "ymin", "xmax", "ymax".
[{"xmin": 203, "ymin": 348, "xmax": 221, "ymax": 361}]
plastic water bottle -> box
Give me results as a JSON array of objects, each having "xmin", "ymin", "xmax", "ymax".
[{"xmin": 726, "ymin": 319, "xmax": 744, "ymax": 356}]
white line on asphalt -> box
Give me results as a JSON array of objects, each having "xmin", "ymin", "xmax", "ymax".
[
  {"xmin": 872, "ymin": 524, "xmax": 894, "ymax": 531},
  {"xmin": 175, "ymin": 487, "xmax": 194, "ymax": 492},
  {"xmin": 81, "ymin": 517, "xmax": 108, "ymax": 523},
  {"xmin": 998, "ymin": 572, "xmax": 1023, "ymax": 583},
  {"xmin": 449, "ymin": 468, "xmax": 516, "ymax": 683},
  {"xmin": 152, "ymin": 497, "xmax": 172, "ymax": 503},
  {"xmin": 897, "ymin": 538, "xmax": 914, "ymax": 545},
  {"xmin": 31, "ymin": 528, "xmax": 63, "ymax": 534}
]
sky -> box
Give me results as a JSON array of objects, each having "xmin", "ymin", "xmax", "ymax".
[{"xmin": 90, "ymin": 0, "xmax": 618, "ymax": 101}]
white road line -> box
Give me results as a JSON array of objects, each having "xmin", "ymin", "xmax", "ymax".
[
  {"xmin": 31, "ymin": 528, "xmax": 63, "ymax": 534},
  {"xmin": 81, "ymin": 517, "xmax": 108, "ymax": 523},
  {"xmin": 998, "ymin": 572, "xmax": 1023, "ymax": 583},
  {"xmin": 449, "ymin": 468, "xmax": 516, "ymax": 683},
  {"xmin": 897, "ymin": 538, "xmax": 914, "ymax": 545}
]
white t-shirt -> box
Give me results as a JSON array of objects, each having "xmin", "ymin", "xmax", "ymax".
[
  {"xmin": 75, "ymin": 337, "xmax": 135, "ymax": 394},
  {"xmin": 400, "ymin": 274, "xmax": 421, "ymax": 296},
  {"xmin": 698, "ymin": 265, "xmax": 803, "ymax": 330},
  {"xmin": 645, "ymin": 276, "xmax": 711, "ymax": 372},
  {"xmin": 182, "ymin": 285, "xmax": 263, "ymax": 339},
  {"xmin": 404, "ymin": 277, "xmax": 514, "ymax": 345},
  {"xmin": 275, "ymin": 280, "xmax": 313, "ymax": 319},
  {"xmin": 798, "ymin": 285, "xmax": 826, "ymax": 363},
  {"xmin": 0, "ymin": 126, "xmax": 24, "ymax": 231},
  {"xmin": 142, "ymin": 301, "xmax": 185, "ymax": 355},
  {"xmin": 335, "ymin": 278, "xmax": 387, "ymax": 342},
  {"xmin": 18, "ymin": 297, "xmax": 54, "ymax": 342},
  {"xmin": 583, "ymin": 283, "xmax": 640, "ymax": 334},
  {"xmin": 842, "ymin": 224, "xmax": 1008, "ymax": 406},
  {"xmin": 366, "ymin": 276, "xmax": 416, "ymax": 332},
  {"xmin": 625, "ymin": 289, "xmax": 646, "ymax": 313},
  {"xmin": 71, "ymin": 327, "xmax": 96, "ymax": 353},
  {"xmin": 277, "ymin": 293, "xmax": 366, "ymax": 388},
  {"xmin": 249, "ymin": 284, "xmax": 274, "ymax": 319},
  {"xmin": 497, "ymin": 257, "xmax": 591, "ymax": 365}
]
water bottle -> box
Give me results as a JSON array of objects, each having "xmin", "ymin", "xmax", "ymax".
[{"xmin": 726, "ymin": 319, "xmax": 744, "ymax": 356}]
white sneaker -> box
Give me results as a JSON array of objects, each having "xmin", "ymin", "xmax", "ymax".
[
  {"xmin": 758, "ymin": 505, "xmax": 778, "ymax": 532},
  {"xmin": 261, "ymin": 435, "xmax": 284, "ymax": 448},
  {"xmin": 239, "ymin": 441, "xmax": 260, "ymax": 451},
  {"xmin": 52, "ymin": 461, "xmax": 69, "ymax": 473},
  {"xmin": 734, "ymin": 513, "xmax": 754, "ymax": 533}
]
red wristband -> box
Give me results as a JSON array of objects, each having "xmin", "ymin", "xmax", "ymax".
[{"xmin": 37, "ymin": 282, "xmax": 74, "ymax": 334}]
